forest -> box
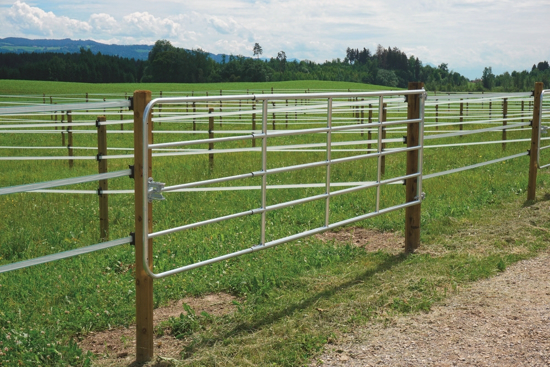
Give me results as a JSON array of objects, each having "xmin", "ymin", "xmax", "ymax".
[{"xmin": 0, "ymin": 39, "xmax": 549, "ymax": 91}]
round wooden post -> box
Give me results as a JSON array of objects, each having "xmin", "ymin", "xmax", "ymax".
[
  {"xmin": 459, "ymin": 99, "xmax": 464, "ymax": 135},
  {"xmin": 133, "ymin": 90, "xmax": 154, "ymax": 363},
  {"xmin": 405, "ymin": 82, "xmax": 424, "ymax": 253},
  {"xmin": 528, "ymin": 82, "xmax": 544, "ymax": 201}
]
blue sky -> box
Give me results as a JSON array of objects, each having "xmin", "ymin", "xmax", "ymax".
[{"xmin": 0, "ymin": 0, "xmax": 549, "ymax": 79}]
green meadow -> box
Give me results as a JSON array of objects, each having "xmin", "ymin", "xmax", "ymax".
[{"xmin": 0, "ymin": 79, "xmax": 549, "ymax": 366}]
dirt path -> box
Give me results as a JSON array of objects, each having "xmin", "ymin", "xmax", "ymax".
[{"xmin": 316, "ymin": 250, "xmax": 550, "ymax": 366}]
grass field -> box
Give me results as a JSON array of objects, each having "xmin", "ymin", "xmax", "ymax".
[{"xmin": 0, "ymin": 80, "xmax": 549, "ymax": 366}]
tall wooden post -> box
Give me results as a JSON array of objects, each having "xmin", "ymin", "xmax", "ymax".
[
  {"xmin": 133, "ymin": 90, "xmax": 154, "ymax": 363},
  {"xmin": 67, "ymin": 111, "xmax": 73, "ymax": 168},
  {"xmin": 209, "ymin": 108, "xmax": 214, "ymax": 170},
  {"xmin": 528, "ymin": 82, "xmax": 544, "ymax": 201},
  {"xmin": 459, "ymin": 99, "xmax": 464, "ymax": 135},
  {"xmin": 405, "ymin": 82, "xmax": 423, "ymax": 253},
  {"xmin": 97, "ymin": 116, "xmax": 109, "ymax": 241},
  {"xmin": 219, "ymin": 90, "xmax": 223, "ymax": 127},
  {"xmin": 360, "ymin": 99, "xmax": 364, "ymax": 137},
  {"xmin": 502, "ymin": 98, "xmax": 508, "ymax": 151}
]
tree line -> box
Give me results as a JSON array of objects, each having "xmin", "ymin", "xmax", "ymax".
[
  {"xmin": 0, "ymin": 39, "xmax": 548, "ymax": 92},
  {"xmin": 0, "ymin": 48, "xmax": 145, "ymax": 83}
]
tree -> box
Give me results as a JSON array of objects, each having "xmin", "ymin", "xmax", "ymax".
[
  {"xmin": 277, "ymin": 51, "xmax": 287, "ymax": 72},
  {"xmin": 253, "ymin": 43, "xmax": 263, "ymax": 58},
  {"xmin": 482, "ymin": 66, "xmax": 495, "ymax": 90}
]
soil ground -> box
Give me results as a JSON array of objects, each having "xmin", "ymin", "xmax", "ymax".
[{"xmin": 315, "ymin": 250, "xmax": 550, "ymax": 366}]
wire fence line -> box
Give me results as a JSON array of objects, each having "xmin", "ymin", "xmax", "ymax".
[{"xmin": 0, "ymin": 87, "xmax": 548, "ymax": 275}]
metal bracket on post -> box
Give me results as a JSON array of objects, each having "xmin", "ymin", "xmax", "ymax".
[{"xmin": 147, "ymin": 177, "xmax": 165, "ymax": 202}]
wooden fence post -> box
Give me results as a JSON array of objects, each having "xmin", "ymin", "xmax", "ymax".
[
  {"xmin": 209, "ymin": 107, "xmax": 214, "ymax": 170},
  {"xmin": 219, "ymin": 90, "xmax": 223, "ymax": 126},
  {"xmin": 502, "ymin": 98, "xmax": 508, "ymax": 151},
  {"xmin": 67, "ymin": 111, "xmax": 73, "ymax": 168},
  {"xmin": 97, "ymin": 116, "xmax": 109, "ymax": 241},
  {"xmin": 459, "ymin": 99, "xmax": 464, "ymax": 135},
  {"xmin": 133, "ymin": 90, "xmax": 154, "ymax": 363},
  {"xmin": 405, "ymin": 82, "xmax": 424, "ymax": 253},
  {"xmin": 528, "ymin": 82, "xmax": 544, "ymax": 201}
]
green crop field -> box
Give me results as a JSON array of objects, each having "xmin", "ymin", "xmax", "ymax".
[{"xmin": 0, "ymin": 80, "xmax": 549, "ymax": 366}]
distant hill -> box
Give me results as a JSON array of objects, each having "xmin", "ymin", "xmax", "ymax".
[
  {"xmin": 0, "ymin": 37, "xmax": 231, "ymax": 63},
  {"xmin": 0, "ymin": 37, "xmax": 153, "ymax": 60}
]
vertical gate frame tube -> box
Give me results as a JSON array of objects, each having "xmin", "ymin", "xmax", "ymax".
[
  {"xmin": 325, "ymin": 98, "xmax": 332, "ymax": 227},
  {"xmin": 261, "ymin": 100, "xmax": 268, "ymax": 246}
]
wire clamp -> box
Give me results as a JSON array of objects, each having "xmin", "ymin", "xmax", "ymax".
[
  {"xmin": 148, "ymin": 177, "xmax": 165, "ymax": 202},
  {"xmin": 414, "ymin": 192, "xmax": 426, "ymax": 201},
  {"xmin": 128, "ymin": 165, "xmax": 135, "ymax": 179},
  {"xmin": 403, "ymin": 136, "xmax": 407, "ymax": 144}
]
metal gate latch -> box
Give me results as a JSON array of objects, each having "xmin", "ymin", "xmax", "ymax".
[{"xmin": 148, "ymin": 177, "xmax": 166, "ymax": 202}]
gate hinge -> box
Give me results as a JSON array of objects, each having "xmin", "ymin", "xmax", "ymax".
[{"xmin": 148, "ymin": 177, "xmax": 166, "ymax": 202}]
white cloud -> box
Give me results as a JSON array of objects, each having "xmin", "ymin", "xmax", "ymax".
[
  {"xmin": 0, "ymin": 0, "xmax": 549, "ymax": 78},
  {"xmin": 6, "ymin": 0, "xmax": 91, "ymax": 37}
]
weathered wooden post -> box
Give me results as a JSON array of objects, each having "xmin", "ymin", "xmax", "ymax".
[
  {"xmin": 97, "ymin": 116, "xmax": 109, "ymax": 241},
  {"xmin": 133, "ymin": 90, "xmax": 154, "ymax": 363},
  {"xmin": 528, "ymin": 82, "xmax": 544, "ymax": 201},
  {"xmin": 459, "ymin": 98, "xmax": 464, "ymax": 135},
  {"xmin": 502, "ymin": 98, "xmax": 508, "ymax": 151},
  {"xmin": 405, "ymin": 82, "xmax": 423, "ymax": 253}
]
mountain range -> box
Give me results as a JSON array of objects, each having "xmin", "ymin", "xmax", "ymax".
[{"xmin": 0, "ymin": 37, "xmax": 227, "ymax": 63}]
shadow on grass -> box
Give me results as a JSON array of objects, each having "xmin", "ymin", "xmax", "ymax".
[
  {"xmin": 181, "ymin": 251, "xmax": 409, "ymax": 358},
  {"xmin": 523, "ymin": 192, "xmax": 550, "ymax": 207}
]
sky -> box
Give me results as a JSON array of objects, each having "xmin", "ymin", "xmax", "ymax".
[{"xmin": 0, "ymin": 0, "xmax": 549, "ymax": 80}]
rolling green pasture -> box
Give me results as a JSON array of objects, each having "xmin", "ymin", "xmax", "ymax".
[{"xmin": 0, "ymin": 80, "xmax": 549, "ymax": 366}]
